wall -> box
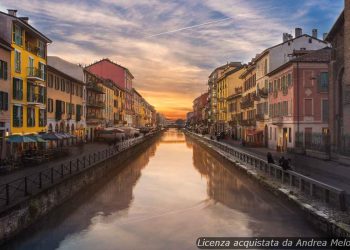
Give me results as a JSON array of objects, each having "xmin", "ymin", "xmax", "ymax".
[{"xmin": 344, "ymin": 0, "xmax": 350, "ymax": 134}]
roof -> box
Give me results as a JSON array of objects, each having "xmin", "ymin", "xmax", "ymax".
[
  {"xmin": 239, "ymin": 63, "xmax": 256, "ymax": 79},
  {"xmin": 267, "ymin": 47, "xmax": 331, "ymax": 76},
  {"xmin": 0, "ymin": 37, "xmax": 12, "ymax": 51},
  {"xmin": 208, "ymin": 62, "xmax": 242, "ymax": 78},
  {"xmin": 132, "ymin": 88, "xmax": 142, "ymax": 98},
  {"xmin": 47, "ymin": 56, "xmax": 84, "ymax": 83},
  {"xmin": 325, "ymin": 10, "xmax": 344, "ymax": 42},
  {"xmin": 0, "ymin": 11, "xmax": 52, "ymax": 43},
  {"xmin": 87, "ymin": 58, "xmax": 134, "ymax": 79}
]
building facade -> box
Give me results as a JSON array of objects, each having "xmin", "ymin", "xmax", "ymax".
[
  {"xmin": 47, "ymin": 56, "xmax": 85, "ymax": 140},
  {"xmin": 86, "ymin": 59, "xmax": 134, "ymax": 126},
  {"xmin": 326, "ymin": 2, "xmax": 350, "ymax": 155},
  {"xmin": 267, "ymin": 48, "xmax": 331, "ymax": 152},
  {"xmin": 84, "ymin": 70, "xmax": 105, "ymax": 141},
  {"xmin": 0, "ymin": 38, "xmax": 12, "ymax": 160},
  {"xmin": 0, "ymin": 10, "xmax": 51, "ymax": 135}
]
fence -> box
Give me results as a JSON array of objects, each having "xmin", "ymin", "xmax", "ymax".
[
  {"xmin": 295, "ymin": 132, "xmax": 331, "ymax": 153},
  {"xmin": 187, "ymin": 131, "xmax": 346, "ymax": 211},
  {"xmin": 0, "ymin": 131, "xmax": 159, "ymax": 210}
]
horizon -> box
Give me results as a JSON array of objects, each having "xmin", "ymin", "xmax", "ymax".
[{"xmin": 0, "ymin": 0, "xmax": 344, "ymax": 119}]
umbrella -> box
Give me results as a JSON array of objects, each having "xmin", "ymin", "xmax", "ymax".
[
  {"xmin": 39, "ymin": 133, "xmax": 63, "ymax": 141},
  {"xmin": 27, "ymin": 134, "xmax": 47, "ymax": 143},
  {"xmin": 6, "ymin": 135, "xmax": 36, "ymax": 143}
]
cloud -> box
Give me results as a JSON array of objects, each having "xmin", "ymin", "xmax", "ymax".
[{"xmin": 0, "ymin": 0, "xmax": 343, "ymax": 119}]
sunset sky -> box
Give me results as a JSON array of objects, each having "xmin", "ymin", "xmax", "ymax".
[{"xmin": 0, "ymin": 0, "xmax": 344, "ymax": 119}]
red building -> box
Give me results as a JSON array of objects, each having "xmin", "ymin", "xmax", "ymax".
[
  {"xmin": 86, "ymin": 59, "xmax": 134, "ymax": 125},
  {"xmin": 267, "ymin": 48, "xmax": 331, "ymax": 152}
]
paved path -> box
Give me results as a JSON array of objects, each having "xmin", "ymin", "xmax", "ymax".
[
  {"xmin": 205, "ymin": 135, "xmax": 350, "ymax": 194},
  {"xmin": 0, "ymin": 142, "xmax": 110, "ymax": 185}
]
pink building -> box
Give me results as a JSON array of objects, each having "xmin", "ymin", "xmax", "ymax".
[
  {"xmin": 267, "ymin": 48, "xmax": 330, "ymax": 152},
  {"xmin": 86, "ymin": 59, "xmax": 134, "ymax": 125}
]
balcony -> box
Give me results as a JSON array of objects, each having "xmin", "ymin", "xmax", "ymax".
[
  {"xmin": 25, "ymin": 41, "xmax": 39, "ymax": 55},
  {"xmin": 27, "ymin": 93, "xmax": 45, "ymax": 105},
  {"xmin": 258, "ymin": 87, "xmax": 268, "ymax": 98},
  {"xmin": 86, "ymin": 114, "xmax": 104, "ymax": 124},
  {"xmin": 86, "ymin": 83, "xmax": 105, "ymax": 94},
  {"xmin": 240, "ymin": 99, "xmax": 254, "ymax": 109},
  {"xmin": 87, "ymin": 99, "xmax": 105, "ymax": 109},
  {"xmin": 241, "ymin": 119, "xmax": 256, "ymax": 127},
  {"xmin": 255, "ymin": 113, "xmax": 265, "ymax": 121},
  {"xmin": 272, "ymin": 116, "xmax": 283, "ymax": 126},
  {"xmin": 27, "ymin": 67, "xmax": 45, "ymax": 82}
]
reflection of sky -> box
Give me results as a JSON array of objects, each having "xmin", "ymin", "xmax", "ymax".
[
  {"xmin": 0, "ymin": 1, "xmax": 344, "ymax": 119},
  {"xmin": 5, "ymin": 130, "xmax": 323, "ymax": 250}
]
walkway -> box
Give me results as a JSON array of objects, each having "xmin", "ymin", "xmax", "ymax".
[{"xmin": 209, "ymin": 135, "xmax": 350, "ymax": 194}]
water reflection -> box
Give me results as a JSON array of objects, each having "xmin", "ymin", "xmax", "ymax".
[{"xmin": 3, "ymin": 129, "xmax": 322, "ymax": 250}]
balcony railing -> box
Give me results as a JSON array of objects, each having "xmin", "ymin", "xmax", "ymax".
[
  {"xmin": 27, "ymin": 93, "xmax": 45, "ymax": 104},
  {"xmin": 87, "ymin": 99, "xmax": 105, "ymax": 109},
  {"xmin": 272, "ymin": 116, "xmax": 283, "ymax": 125},
  {"xmin": 27, "ymin": 67, "xmax": 45, "ymax": 81},
  {"xmin": 241, "ymin": 119, "xmax": 256, "ymax": 126},
  {"xmin": 258, "ymin": 87, "xmax": 268, "ymax": 98},
  {"xmin": 86, "ymin": 114, "xmax": 104, "ymax": 120},
  {"xmin": 255, "ymin": 113, "xmax": 265, "ymax": 121},
  {"xmin": 86, "ymin": 83, "xmax": 105, "ymax": 94},
  {"xmin": 240, "ymin": 99, "xmax": 254, "ymax": 109}
]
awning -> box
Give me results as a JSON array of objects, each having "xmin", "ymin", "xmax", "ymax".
[
  {"xmin": 39, "ymin": 133, "xmax": 63, "ymax": 141},
  {"xmin": 6, "ymin": 135, "xmax": 36, "ymax": 143},
  {"xmin": 27, "ymin": 134, "xmax": 47, "ymax": 143}
]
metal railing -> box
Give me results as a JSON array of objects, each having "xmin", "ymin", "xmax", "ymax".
[
  {"xmin": 187, "ymin": 131, "xmax": 346, "ymax": 211},
  {"xmin": 0, "ymin": 131, "xmax": 160, "ymax": 211}
]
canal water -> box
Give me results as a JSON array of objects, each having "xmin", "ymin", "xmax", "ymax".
[{"xmin": 4, "ymin": 129, "xmax": 322, "ymax": 250}]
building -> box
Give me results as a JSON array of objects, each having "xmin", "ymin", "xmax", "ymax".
[
  {"xmin": 86, "ymin": 59, "xmax": 134, "ymax": 126},
  {"xmin": 325, "ymin": 2, "xmax": 350, "ymax": 155},
  {"xmin": 84, "ymin": 70, "xmax": 105, "ymax": 141},
  {"xmin": 239, "ymin": 29, "xmax": 328, "ymax": 146},
  {"xmin": 192, "ymin": 92, "xmax": 209, "ymax": 132},
  {"xmin": 101, "ymin": 79, "xmax": 115, "ymax": 127},
  {"xmin": 216, "ymin": 65, "xmax": 244, "ymax": 133},
  {"xmin": 0, "ymin": 38, "xmax": 12, "ymax": 160},
  {"xmin": 267, "ymin": 48, "xmax": 331, "ymax": 151},
  {"xmin": 0, "ymin": 10, "xmax": 51, "ymax": 135},
  {"xmin": 132, "ymin": 88, "xmax": 142, "ymax": 128},
  {"xmin": 207, "ymin": 62, "xmax": 242, "ymax": 133},
  {"xmin": 47, "ymin": 56, "xmax": 85, "ymax": 140},
  {"xmin": 226, "ymin": 66, "xmax": 245, "ymax": 140},
  {"xmin": 113, "ymin": 84, "xmax": 124, "ymax": 126}
]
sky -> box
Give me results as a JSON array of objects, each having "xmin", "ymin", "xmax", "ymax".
[{"xmin": 0, "ymin": 0, "xmax": 344, "ymax": 119}]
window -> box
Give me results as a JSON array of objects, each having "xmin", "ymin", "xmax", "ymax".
[
  {"xmin": 13, "ymin": 24, "xmax": 22, "ymax": 46},
  {"xmin": 76, "ymin": 105, "xmax": 82, "ymax": 122},
  {"xmin": 71, "ymin": 83, "xmax": 75, "ymax": 95},
  {"xmin": 322, "ymin": 99, "xmax": 329, "ymax": 122},
  {"xmin": 13, "ymin": 105, "xmax": 23, "ymax": 127},
  {"xmin": 289, "ymin": 128, "xmax": 292, "ymax": 143},
  {"xmin": 27, "ymin": 107, "xmax": 35, "ymax": 127},
  {"xmin": 61, "ymin": 79, "xmax": 65, "ymax": 92},
  {"xmin": 304, "ymin": 99, "xmax": 313, "ymax": 116},
  {"xmin": 13, "ymin": 78, "xmax": 23, "ymax": 100},
  {"xmin": 39, "ymin": 109, "xmax": 46, "ymax": 127},
  {"xmin": 38, "ymin": 62, "xmax": 46, "ymax": 80},
  {"xmin": 318, "ymin": 72, "xmax": 329, "ymax": 92},
  {"xmin": 66, "ymin": 81, "xmax": 70, "ymax": 93},
  {"xmin": 0, "ymin": 60, "xmax": 8, "ymax": 80},
  {"xmin": 15, "ymin": 50, "xmax": 21, "ymax": 73},
  {"xmin": 287, "ymin": 73, "xmax": 292, "ymax": 86},
  {"xmin": 48, "ymin": 74, "xmax": 53, "ymax": 88},
  {"xmin": 0, "ymin": 92, "xmax": 8, "ymax": 111},
  {"xmin": 55, "ymin": 76, "xmax": 60, "ymax": 90},
  {"xmin": 47, "ymin": 98, "xmax": 54, "ymax": 113},
  {"xmin": 38, "ymin": 40, "xmax": 45, "ymax": 58}
]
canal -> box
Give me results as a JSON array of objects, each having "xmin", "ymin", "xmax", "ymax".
[{"xmin": 3, "ymin": 129, "xmax": 323, "ymax": 250}]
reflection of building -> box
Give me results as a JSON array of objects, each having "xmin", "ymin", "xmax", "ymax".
[
  {"xmin": 0, "ymin": 38, "xmax": 11, "ymax": 160},
  {"xmin": 0, "ymin": 10, "xmax": 51, "ymax": 135},
  {"xmin": 47, "ymin": 56, "xmax": 86, "ymax": 139},
  {"xmin": 325, "ymin": 3, "xmax": 350, "ymax": 154}
]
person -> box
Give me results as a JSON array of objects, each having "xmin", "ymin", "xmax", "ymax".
[
  {"xmin": 278, "ymin": 156, "xmax": 285, "ymax": 167},
  {"xmin": 282, "ymin": 158, "xmax": 291, "ymax": 171},
  {"xmin": 267, "ymin": 152, "xmax": 274, "ymax": 164}
]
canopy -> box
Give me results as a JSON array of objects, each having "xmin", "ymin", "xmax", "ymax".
[
  {"xmin": 27, "ymin": 134, "xmax": 47, "ymax": 143},
  {"xmin": 39, "ymin": 133, "xmax": 63, "ymax": 141},
  {"xmin": 6, "ymin": 135, "xmax": 36, "ymax": 143}
]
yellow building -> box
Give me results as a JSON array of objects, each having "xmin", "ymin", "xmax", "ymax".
[
  {"xmin": 216, "ymin": 66, "xmax": 244, "ymax": 133},
  {"xmin": 113, "ymin": 85, "xmax": 124, "ymax": 126},
  {"xmin": 47, "ymin": 56, "xmax": 85, "ymax": 140},
  {"xmin": 0, "ymin": 10, "xmax": 51, "ymax": 135},
  {"xmin": 132, "ymin": 88, "xmax": 143, "ymax": 128},
  {"xmin": 101, "ymin": 80, "xmax": 114, "ymax": 127}
]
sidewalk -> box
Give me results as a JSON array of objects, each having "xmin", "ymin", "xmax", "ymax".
[
  {"xmin": 0, "ymin": 142, "xmax": 109, "ymax": 185},
  {"xmin": 206, "ymin": 135, "xmax": 350, "ymax": 194}
]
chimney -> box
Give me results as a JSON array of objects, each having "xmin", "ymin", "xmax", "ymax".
[
  {"xmin": 7, "ymin": 9, "xmax": 17, "ymax": 16},
  {"xmin": 19, "ymin": 17, "xmax": 29, "ymax": 23},
  {"xmin": 295, "ymin": 28, "xmax": 302, "ymax": 37},
  {"xmin": 312, "ymin": 29, "xmax": 318, "ymax": 39},
  {"xmin": 323, "ymin": 32, "xmax": 328, "ymax": 40}
]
